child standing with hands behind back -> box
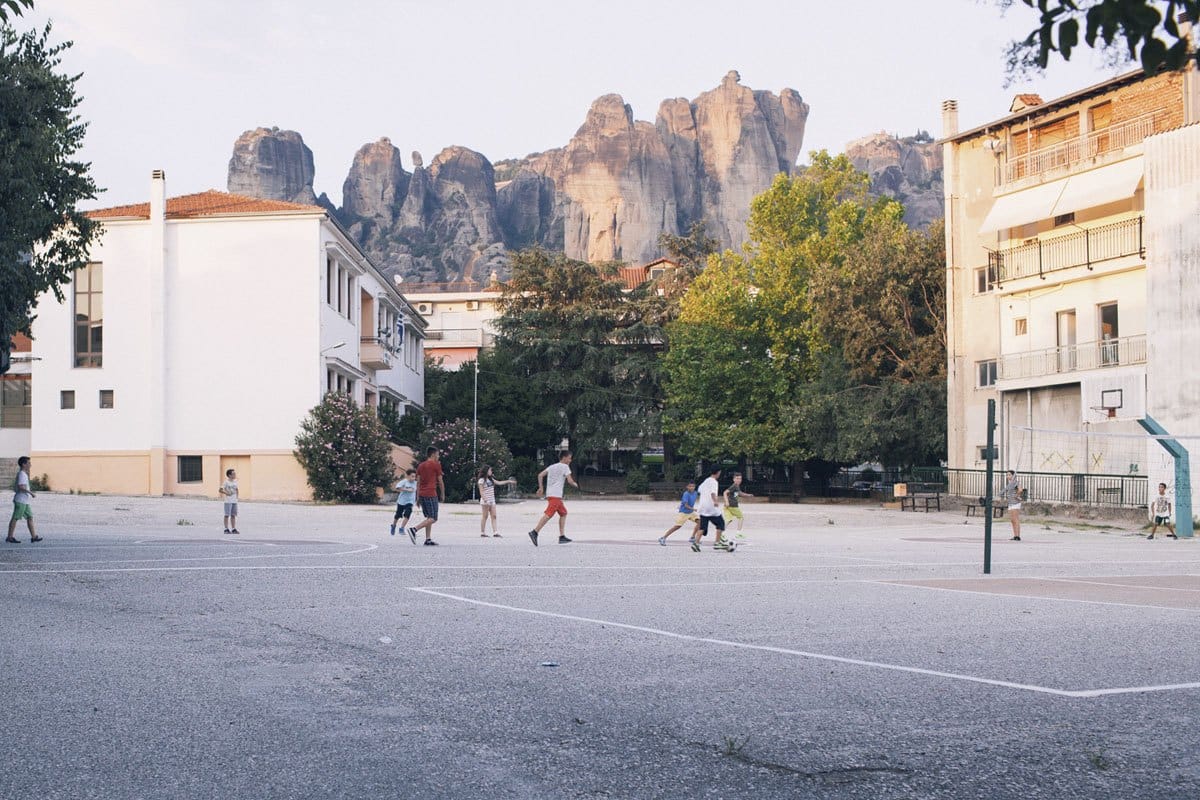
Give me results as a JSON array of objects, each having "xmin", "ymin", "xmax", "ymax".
[{"xmin": 219, "ymin": 468, "xmax": 239, "ymax": 535}]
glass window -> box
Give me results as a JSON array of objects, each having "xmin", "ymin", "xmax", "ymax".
[
  {"xmin": 0, "ymin": 378, "xmax": 32, "ymax": 428},
  {"xmin": 99, "ymin": 389, "xmax": 114, "ymax": 409},
  {"xmin": 1014, "ymin": 318, "xmax": 1028, "ymax": 336},
  {"xmin": 178, "ymin": 456, "xmax": 203, "ymax": 483},
  {"xmin": 977, "ymin": 360, "xmax": 997, "ymax": 387},
  {"xmin": 61, "ymin": 390, "xmax": 75, "ymax": 409},
  {"xmin": 74, "ymin": 262, "xmax": 103, "ymax": 367}
]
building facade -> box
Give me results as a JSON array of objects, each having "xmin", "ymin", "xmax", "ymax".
[
  {"xmin": 942, "ymin": 65, "xmax": 1200, "ymax": 507},
  {"xmin": 404, "ymin": 282, "xmax": 501, "ymax": 369},
  {"xmin": 26, "ymin": 172, "xmax": 425, "ymax": 500}
]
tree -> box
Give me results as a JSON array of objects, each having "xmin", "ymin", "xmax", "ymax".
[
  {"xmin": 1001, "ymin": 0, "xmax": 1200, "ymax": 81},
  {"xmin": 294, "ymin": 392, "xmax": 395, "ymax": 503},
  {"xmin": 0, "ymin": 1, "xmax": 32, "ymax": 23},
  {"xmin": 423, "ymin": 345, "xmax": 559, "ymax": 460},
  {"xmin": 1, "ymin": 21, "xmax": 101, "ymax": 371},
  {"xmin": 421, "ymin": 419, "xmax": 514, "ymax": 502},
  {"xmin": 663, "ymin": 152, "xmax": 946, "ymax": 470},
  {"xmin": 493, "ymin": 248, "xmax": 664, "ymax": 459}
]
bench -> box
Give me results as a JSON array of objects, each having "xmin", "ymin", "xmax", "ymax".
[
  {"xmin": 964, "ymin": 501, "xmax": 1003, "ymax": 520},
  {"xmin": 896, "ymin": 482, "xmax": 942, "ymax": 512}
]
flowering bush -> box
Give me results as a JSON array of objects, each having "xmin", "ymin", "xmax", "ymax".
[
  {"xmin": 421, "ymin": 419, "xmax": 515, "ymax": 502},
  {"xmin": 295, "ymin": 392, "xmax": 394, "ymax": 503}
]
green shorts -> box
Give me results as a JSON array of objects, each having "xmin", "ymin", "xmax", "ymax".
[
  {"xmin": 11, "ymin": 502, "xmax": 33, "ymax": 521},
  {"xmin": 723, "ymin": 507, "xmax": 744, "ymax": 521}
]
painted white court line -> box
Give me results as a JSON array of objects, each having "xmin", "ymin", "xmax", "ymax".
[
  {"xmin": 407, "ymin": 588, "xmax": 1200, "ymax": 699},
  {"xmin": 878, "ymin": 580, "xmax": 1200, "ymax": 613},
  {"xmin": 1053, "ymin": 577, "xmax": 1200, "ymax": 593},
  {"xmin": 0, "ymin": 542, "xmax": 378, "ymax": 568},
  {"xmin": 415, "ymin": 578, "xmax": 855, "ymax": 591}
]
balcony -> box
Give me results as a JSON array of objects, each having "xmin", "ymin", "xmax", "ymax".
[
  {"xmin": 359, "ymin": 337, "xmax": 393, "ymax": 370},
  {"xmin": 990, "ymin": 216, "xmax": 1143, "ymax": 282},
  {"xmin": 998, "ymin": 334, "xmax": 1146, "ymax": 381},
  {"xmin": 1002, "ymin": 113, "xmax": 1162, "ymax": 185},
  {"xmin": 424, "ymin": 328, "xmax": 495, "ymax": 347}
]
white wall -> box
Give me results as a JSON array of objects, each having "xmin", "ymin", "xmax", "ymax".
[
  {"xmin": 165, "ymin": 216, "xmax": 323, "ymax": 450},
  {"xmin": 31, "ymin": 222, "xmax": 158, "ymax": 452}
]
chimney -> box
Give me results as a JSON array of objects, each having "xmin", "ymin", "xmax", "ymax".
[
  {"xmin": 150, "ymin": 169, "xmax": 166, "ymax": 221},
  {"xmin": 941, "ymin": 100, "xmax": 959, "ymax": 138}
]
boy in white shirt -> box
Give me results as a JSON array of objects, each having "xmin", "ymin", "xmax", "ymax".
[
  {"xmin": 7, "ymin": 456, "xmax": 41, "ymax": 544},
  {"xmin": 219, "ymin": 468, "xmax": 239, "ymax": 534},
  {"xmin": 528, "ymin": 452, "xmax": 578, "ymax": 546},
  {"xmin": 692, "ymin": 467, "xmax": 733, "ymax": 553}
]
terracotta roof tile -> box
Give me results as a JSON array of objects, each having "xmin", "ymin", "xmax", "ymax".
[
  {"xmin": 617, "ymin": 265, "xmax": 649, "ymax": 290},
  {"xmin": 87, "ymin": 190, "xmax": 324, "ymax": 220}
]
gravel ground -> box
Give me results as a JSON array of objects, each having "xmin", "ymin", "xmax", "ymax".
[{"xmin": 1, "ymin": 493, "xmax": 1198, "ymax": 799}]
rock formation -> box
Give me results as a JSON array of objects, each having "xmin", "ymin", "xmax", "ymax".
[
  {"xmin": 227, "ymin": 127, "xmax": 318, "ymax": 206},
  {"xmin": 227, "ymin": 73, "xmax": 812, "ymax": 283},
  {"xmin": 845, "ymin": 131, "xmax": 944, "ymax": 229}
]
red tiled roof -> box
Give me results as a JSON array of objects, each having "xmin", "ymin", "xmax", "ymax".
[
  {"xmin": 617, "ymin": 265, "xmax": 649, "ymax": 290},
  {"xmin": 87, "ymin": 190, "xmax": 324, "ymax": 220}
]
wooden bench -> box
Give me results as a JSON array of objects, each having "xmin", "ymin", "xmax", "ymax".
[
  {"xmin": 901, "ymin": 493, "xmax": 941, "ymax": 512},
  {"xmin": 964, "ymin": 501, "xmax": 1003, "ymax": 520}
]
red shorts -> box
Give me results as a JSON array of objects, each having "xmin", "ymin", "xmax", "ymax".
[{"xmin": 543, "ymin": 497, "xmax": 568, "ymax": 517}]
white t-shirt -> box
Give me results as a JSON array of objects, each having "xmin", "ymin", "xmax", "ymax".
[
  {"xmin": 697, "ymin": 476, "xmax": 721, "ymax": 516},
  {"xmin": 13, "ymin": 470, "xmax": 32, "ymax": 505},
  {"xmin": 222, "ymin": 480, "xmax": 239, "ymax": 503},
  {"xmin": 545, "ymin": 463, "xmax": 571, "ymax": 498}
]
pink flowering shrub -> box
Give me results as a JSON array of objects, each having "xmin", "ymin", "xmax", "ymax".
[
  {"xmin": 421, "ymin": 419, "xmax": 515, "ymax": 502},
  {"xmin": 295, "ymin": 392, "xmax": 394, "ymax": 503}
]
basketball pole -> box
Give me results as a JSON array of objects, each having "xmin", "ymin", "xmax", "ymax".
[{"xmin": 984, "ymin": 398, "xmax": 996, "ymax": 574}]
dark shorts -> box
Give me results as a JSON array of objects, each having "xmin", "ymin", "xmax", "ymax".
[
  {"xmin": 394, "ymin": 503, "xmax": 413, "ymax": 520},
  {"xmin": 1155, "ymin": 515, "xmax": 1171, "ymax": 525},
  {"xmin": 698, "ymin": 514, "xmax": 725, "ymax": 534},
  {"xmin": 419, "ymin": 496, "xmax": 439, "ymax": 521}
]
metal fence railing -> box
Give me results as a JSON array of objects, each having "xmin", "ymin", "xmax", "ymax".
[
  {"xmin": 939, "ymin": 467, "xmax": 1147, "ymax": 508},
  {"xmin": 991, "ymin": 216, "xmax": 1143, "ymax": 282},
  {"xmin": 998, "ymin": 333, "xmax": 1146, "ymax": 381},
  {"xmin": 1002, "ymin": 114, "xmax": 1159, "ymax": 184}
]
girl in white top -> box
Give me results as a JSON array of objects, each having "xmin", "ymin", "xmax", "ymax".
[{"xmin": 478, "ymin": 465, "xmax": 517, "ymax": 537}]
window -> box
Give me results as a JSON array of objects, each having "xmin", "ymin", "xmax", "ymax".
[
  {"xmin": 178, "ymin": 456, "xmax": 203, "ymax": 483},
  {"xmin": 974, "ymin": 265, "xmax": 997, "ymax": 294},
  {"xmin": 60, "ymin": 390, "xmax": 75, "ymax": 409},
  {"xmin": 977, "ymin": 360, "xmax": 997, "ymax": 387},
  {"xmin": 1053, "ymin": 212, "xmax": 1075, "ymax": 227},
  {"xmin": 74, "ymin": 262, "xmax": 103, "ymax": 367},
  {"xmin": 1034, "ymin": 117, "xmax": 1070, "ymax": 148},
  {"xmin": 0, "ymin": 377, "xmax": 31, "ymax": 428},
  {"xmin": 326, "ymin": 258, "xmax": 334, "ymax": 306},
  {"xmin": 977, "ymin": 445, "xmax": 999, "ymax": 461},
  {"xmin": 1088, "ymin": 101, "xmax": 1112, "ymax": 132},
  {"xmin": 1014, "ymin": 318, "xmax": 1028, "ymax": 336},
  {"xmin": 99, "ymin": 389, "xmax": 114, "ymax": 409}
]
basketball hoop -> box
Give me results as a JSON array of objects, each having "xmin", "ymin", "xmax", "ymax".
[{"xmin": 1090, "ymin": 405, "xmax": 1117, "ymax": 420}]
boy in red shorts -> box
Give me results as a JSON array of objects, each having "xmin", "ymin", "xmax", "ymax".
[{"xmin": 528, "ymin": 451, "xmax": 579, "ymax": 546}]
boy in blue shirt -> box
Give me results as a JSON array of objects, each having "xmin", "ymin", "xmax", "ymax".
[
  {"xmin": 659, "ymin": 481, "xmax": 699, "ymax": 545},
  {"xmin": 390, "ymin": 469, "xmax": 417, "ymax": 539}
]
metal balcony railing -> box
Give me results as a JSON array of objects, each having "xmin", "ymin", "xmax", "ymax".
[
  {"xmin": 1002, "ymin": 113, "xmax": 1160, "ymax": 184},
  {"xmin": 998, "ymin": 334, "xmax": 1146, "ymax": 381},
  {"xmin": 990, "ymin": 216, "xmax": 1143, "ymax": 282},
  {"xmin": 424, "ymin": 328, "xmax": 494, "ymax": 346}
]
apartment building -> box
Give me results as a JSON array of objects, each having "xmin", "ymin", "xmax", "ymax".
[
  {"xmin": 26, "ymin": 172, "xmax": 425, "ymax": 500},
  {"xmin": 404, "ymin": 280, "xmax": 502, "ymax": 369},
  {"xmin": 942, "ymin": 65, "xmax": 1200, "ymax": 507}
]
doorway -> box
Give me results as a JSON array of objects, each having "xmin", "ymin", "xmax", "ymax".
[
  {"xmin": 1056, "ymin": 310, "xmax": 1077, "ymax": 372},
  {"xmin": 219, "ymin": 455, "xmax": 252, "ymax": 501},
  {"xmin": 1099, "ymin": 303, "xmax": 1119, "ymax": 365}
]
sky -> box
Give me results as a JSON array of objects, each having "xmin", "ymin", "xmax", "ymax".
[{"xmin": 22, "ymin": 0, "xmax": 1123, "ymax": 209}]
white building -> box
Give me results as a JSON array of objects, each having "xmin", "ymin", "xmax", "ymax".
[
  {"xmin": 405, "ymin": 281, "xmax": 502, "ymax": 369},
  {"xmin": 27, "ymin": 172, "xmax": 425, "ymax": 500},
  {"xmin": 942, "ymin": 65, "xmax": 1200, "ymax": 511}
]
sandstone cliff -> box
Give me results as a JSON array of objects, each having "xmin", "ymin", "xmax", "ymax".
[
  {"xmin": 845, "ymin": 131, "xmax": 944, "ymax": 229},
  {"xmin": 227, "ymin": 127, "xmax": 319, "ymax": 206},
  {"xmin": 227, "ymin": 73, "xmax": 812, "ymax": 283}
]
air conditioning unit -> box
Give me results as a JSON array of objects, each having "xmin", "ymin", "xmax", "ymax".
[
  {"xmin": 466, "ymin": 301, "xmax": 479, "ymax": 311},
  {"xmin": 418, "ymin": 303, "xmax": 431, "ymax": 314}
]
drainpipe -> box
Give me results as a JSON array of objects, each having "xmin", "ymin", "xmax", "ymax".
[
  {"xmin": 941, "ymin": 100, "xmax": 960, "ymax": 465},
  {"xmin": 148, "ymin": 170, "xmax": 167, "ymax": 496}
]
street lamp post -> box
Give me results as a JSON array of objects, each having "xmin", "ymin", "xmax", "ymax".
[{"xmin": 471, "ymin": 359, "xmax": 479, "ymax": 500}]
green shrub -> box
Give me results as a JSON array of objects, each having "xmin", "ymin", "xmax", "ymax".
[
  {"xmin": 421, "ymin": 419, "xmax": 514, "ymax": 503},
  {"xmin": 30, "ymin": 473, "xmax": 50, "ymax": 491},
  {"xmin": 625, "ymin": 468, "xmax": 650, "ymax": 494},
  {"xmin": 294, "ymin": 392, "xmax": 394, "ymax": 503}
]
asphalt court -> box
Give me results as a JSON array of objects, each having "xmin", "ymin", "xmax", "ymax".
[{"xmin": 3, "ymin": 494, "xmax": 1199, "ymax": 798}]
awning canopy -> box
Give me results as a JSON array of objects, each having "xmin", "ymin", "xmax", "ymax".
[
  {"xmin": 978, "ymin": 177, "xmax": 1068, "ymax": 234},
  {"xmin": 979, "ymin": 157, "xmax": 1145, "ymax": 235},
  {"xmin": 1051, "ymin": 157, "xmax": 1144, "ymax": 218}
]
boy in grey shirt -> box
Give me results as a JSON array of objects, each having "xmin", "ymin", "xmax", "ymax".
[{"xmin": 7, "ymin": 456, "xmax": 41, "ymax": 543}]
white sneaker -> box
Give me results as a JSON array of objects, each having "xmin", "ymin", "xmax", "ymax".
[{"xmin": 657, "ymin": 536, "xmax": 666, "ymax": 546}]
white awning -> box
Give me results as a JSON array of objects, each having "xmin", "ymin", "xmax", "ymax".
[
  {"xmin": 978, "ymin": 176, "xmax": 1068, "ymax": 234},
  {"xmin": 1051, "ymin": 157, "xmax": 1144, "ymax": 217}
]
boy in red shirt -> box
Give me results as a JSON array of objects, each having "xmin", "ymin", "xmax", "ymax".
[{"xmin": 409, "ymin": 446, "xmax": 445, "ymax": 546}]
